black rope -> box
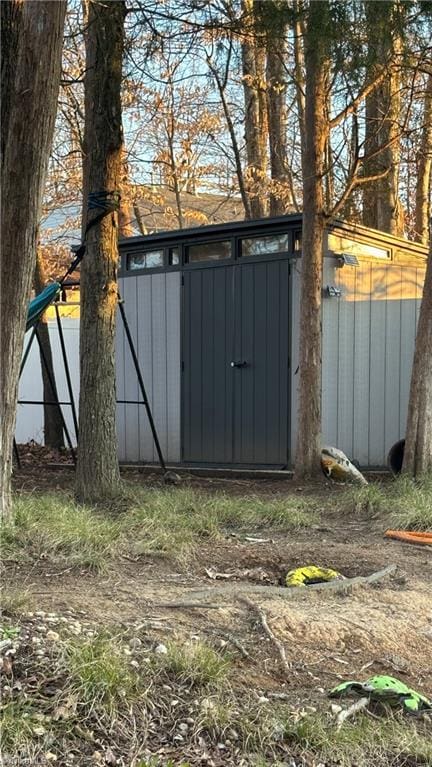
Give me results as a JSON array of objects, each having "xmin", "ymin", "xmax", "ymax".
[
  {"xmin": 88, "ymin": 190, "xmax": 121, "ymax": 213},
  {"xmin": 60, "ymin": 190, "xmax": 121, "ymax": 283}
]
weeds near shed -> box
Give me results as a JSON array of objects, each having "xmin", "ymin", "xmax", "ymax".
[
  {"xmin": 1, "ymin": 494, "xmax": 122, "ymax": 571},
  {"xmin": 390, "ymin": 475, "xmax": 432, "ymax": 530},
  {"xmin": 2, "ymin": 486, "xmax": 316, "ymax": 570},
  {"xmin": 126, "ymin": 487, "xmax": 316, "ymax": 561},
  {"xmin": 340, "ymin": 474, "xmax": 432, "ymax": 530}
]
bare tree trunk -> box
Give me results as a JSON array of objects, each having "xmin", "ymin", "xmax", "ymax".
[
  {"xmin": 133, "ymin": 203, "xmax": 148, "ymax": 235},
  {"xmin": 166, "ymin": 122, "xmax": 184, "ymax": 229},
  {"xmin": 207, "ymin": 51, "xmax": 253, "ymax": 219},
  {"xmin": 293, "ymin": 2, "xmax": 306, "ymax": 159},
  {"xmin": 75, "ymin": 0, "xmax": 125, "ymax": 503},
  {"xmin": 324, "ymin": 95, "xmax": 334, "ymax": 211},
  {"xmin": 34, "ymin": 250, "xmax": 64, "ymax": 449},
  {"xmin": 403, "ymin": 225, "xmax": 432, "ymax": 476},
  {"xmin": 294, "ymin": 1, "xmax": 330, "ymax": 481},
  {"xmin": 265, "ymin": 11, "xmax": 291, "ymax": 215},
  {"xmin": 241, "ymin": 0, "xmax": 268, "ymax": 218},
  {"xmin": 0, "ymin": 0, "xmax": 66, "ymax": 520},
  {"xmin": 119, "ymin": 145, "xmax": 134, "ymax": 237},
  {"xmin": 415, "ymin": 74, "xmax": 432, "ymax": 246},
  {"xmin": 363, "ymin": 1, "xmax": 403, "ymax": 236}
]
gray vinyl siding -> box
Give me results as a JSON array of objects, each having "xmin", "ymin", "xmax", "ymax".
[
  {"xmin": 321, "ymin": 260, "xmax": 425, "ymax": 467},
  {"xmin": 116, "ymin": 272, "xmax": 181, "ymax": 462},
  {"xmin": 321, "ymin": 258, "xmax": 341, "ymax": 451}
]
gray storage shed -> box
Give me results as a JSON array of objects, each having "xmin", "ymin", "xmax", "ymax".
[{"xmin": 116, "ymin": 214, "xmax": 427, "ymax": 470}]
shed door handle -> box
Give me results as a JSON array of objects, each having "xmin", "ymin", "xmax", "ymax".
[{"xmin": 230, "ymin": 360, "xmax": 248, "ymax": 368}]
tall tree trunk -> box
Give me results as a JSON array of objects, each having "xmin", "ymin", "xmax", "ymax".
[
  {"xmin": 403, "ymin": 226, "xmax": 432, "ymax": 476},
  {"xmin": 0, "ymin": 0, "xmax": 66, "ymax": 521},
  {"xmin": 294, "ymin": 1, "xmax": 330, "ymax": 481},
  {"xmin": 75, "ymin": 0, "xmax": 125, "ymax": 503},
  {"xmin": 207, "ymin": 51, "xmax": 253, "ymax": 219},
  {"xmin": 34, "ymin": 250, "xmax": 65, "ymax": 449},
  {"xmin": 119, "ymin": 145, "xmax": 134, "ymax": 237},
  {"xmin": 265, "ymin": 6, "xmax": 291, "ymax": 215},
  {"xmin": 324, "ymin": 95, "xmax": 334, "ymax": 211},
  {"xmin": 363, "ymin": 1, "xmax": 403, "ymax": 235},
  {"xmin": 293, "ymin": 2, "xmax": 306, "ymax": 159},
  {"xmin": 241, "ymin": 0, "xmax": 268, "ymax": 218},
  {"xmin": 415, "ymin": 74, "xmax": 432, "ymax": 246}
]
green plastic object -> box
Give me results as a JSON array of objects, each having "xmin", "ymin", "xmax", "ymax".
[
  {"xmin": 26, "ymin": 282, "xmax": 61, "ymax": 332},
  {"xmin": 329, "ymin": 675, "xmax": 431, "ymax": 714}
]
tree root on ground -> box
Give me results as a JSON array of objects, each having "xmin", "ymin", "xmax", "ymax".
[{"xmin": 159, "ymin": 564, "xmax": 397, "ymax": 606}]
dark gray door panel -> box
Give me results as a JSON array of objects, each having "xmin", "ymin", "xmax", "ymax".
[
  {"xmin": 233, "ymin": 260, "xmax": 289, "ymax": 464},
  {"xmin": 182, "ymin": 260, "xmax": 289, "ymax": 465},
  {"xmin": 182, "ymin": 267, "xmax": 234, "ymax": 462}
]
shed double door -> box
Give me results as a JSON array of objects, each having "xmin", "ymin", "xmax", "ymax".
[{"xmin": 182, "ymin": 259, "xmax": 290, "ymax": 466}]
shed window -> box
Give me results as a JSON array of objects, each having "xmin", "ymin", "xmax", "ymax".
[
  {"xmin": 294, "ymin": 231, "xmax": 302, "ymax": 251},
  {"xmin": 241, "ymin": 233, "xmax": 289, "ymax": 257},
  {"xmin": 186, "ymin": 240, "xmax": 231, "ymax": 263},
  {"xmin": 169, "ymin": 247, "xmax": 180, "ymax": 265},
  {"xmin": 127, "ymin": 249, "xmax": 164, "ymax": 270}
]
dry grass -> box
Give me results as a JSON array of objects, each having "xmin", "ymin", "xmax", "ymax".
[
  {"xmin": 153, "ymin": 639, "xmax": 231, "ymax": 688},
  {"xmin": 1, "ymin": 612, "xmax": 431, "ymax": 767},
  {"xmin": 340, "ymin": 475, "xmax": 432, "ymax": 530},
  {"xmin": 282, "ymin": 708, "xmax": 432, "ymax": 766},
  {"xmin": 1, "ymin": 486, "xmax": 316, "ymax": 570}
]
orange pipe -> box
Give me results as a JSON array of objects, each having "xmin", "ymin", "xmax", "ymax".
[{"xmin": 385, "ymin": 530, "xmax": 432, "ymax": 545}]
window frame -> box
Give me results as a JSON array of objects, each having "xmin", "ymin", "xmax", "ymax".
[
  {"xmin": 239, "ymin": 231, "xmax": 291, "ymax": 259},
  {"xmin": 184, "ymin": 237, "xmax": 233, "ymax": 265}
]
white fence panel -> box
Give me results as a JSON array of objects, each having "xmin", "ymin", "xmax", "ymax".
[{"xmin": 16, "ymin": 318, "xmax": 80, "ymax": 446}]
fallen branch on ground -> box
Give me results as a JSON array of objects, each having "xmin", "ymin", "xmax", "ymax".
[
  {"xmin": 152, "ymin": 601, "xmax": 222, "ymax": 610},
  {"xmin": 206, "ymin": 628, "xmax": 250, "ymax": 658},
  {"xmin": 239, "ymin": 596, "xmax": 291, "ymax": 675},
  {"xmin": 167, "ymin": 565, "xmax": 397, "ymax": 605},
  {"xmin": 336, "ymin": 697, "xmax": 369, "ymax": 729}
]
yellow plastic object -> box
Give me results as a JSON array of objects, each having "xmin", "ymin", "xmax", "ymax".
[{"xmin": 285, "ymin": 565, "xmax": 344, "ymax": 588}]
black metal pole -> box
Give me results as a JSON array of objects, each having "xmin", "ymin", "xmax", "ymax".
[
  {"xmin": 20, "ymin": 325, "xmax": 38, "ymax": 376},
  {"xmin": 118, "ymin": 298, "xmax": 167, "ymax": 472},
  {"xmin": 13, "ymin": 439, "xmax": 21, "ymax": 469},
  {"xmin": 54, "ymin": 303, "xmax": 79, "ymax": 441},
  {"xmin": 18, "ymin": 400, "xmax": 74, "ymax": 406},
  {"xmin": 16, "ymin": 327, "xmax": 38, "ymax": 469},
  {"xmin": 35, "ymin": 328, "xmax": 76, "ymax": 463}
]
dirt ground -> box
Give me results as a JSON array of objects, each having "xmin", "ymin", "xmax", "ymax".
[{"xmin": 8, "ymin": 465, "xmax": 432, "ymax": 712}]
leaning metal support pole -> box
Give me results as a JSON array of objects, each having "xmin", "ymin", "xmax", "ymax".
[
  {"xmin": 35, "ymin": 327, "xmax": 76, "ymax": 463},
  {"xmin": 20, "ymin": 325, "xmax": 38, "ymax": 376},
  {"xmin": 118, "ymin": 298, "xmax": 167, "ymax": 472},
  {"xmin": 54, "ymin": 303, "xmax": 79, "ymax": 442},
  {"xmin": 13, "ymin": 439, "xmax": 21, "ymax": 469}
]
